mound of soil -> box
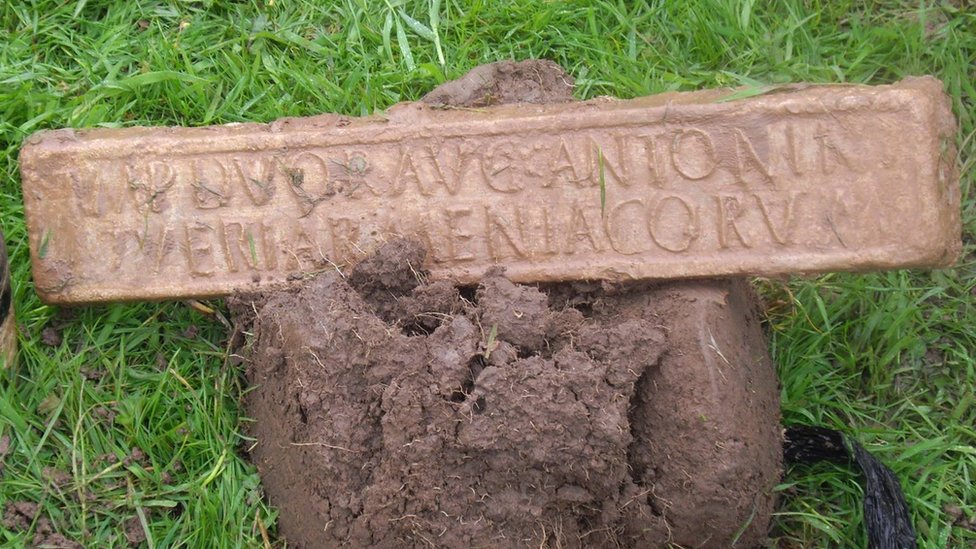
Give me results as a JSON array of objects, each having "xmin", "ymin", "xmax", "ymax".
[
  {"xmin": 421, "ymin": 59, "xmax": 574, "ymax": 107},
  {"xmin": 232, "ymin": 239, "xmax": 781, "ymax": 548}
]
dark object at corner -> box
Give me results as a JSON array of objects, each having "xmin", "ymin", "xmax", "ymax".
[{"xmin": 784, "ymin": 425, "xmax": 917, "ymax": 549}]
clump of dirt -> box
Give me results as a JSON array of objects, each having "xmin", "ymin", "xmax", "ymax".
[
  {"xmin": 2, "ymin": 500, "xmax": 38, "ymax": 531},
  {"xmin": 0, "ymin": 434, "xmax": 10, "ymax": 474},
  {"xmin": 124, "ymin": 516, "xmax": 147, "ymax": 545},
  {"xmin": 40, "ymin": 325, "xmax": 63, "ymax": 347},
  {"xmin": 232, "ymin": 239, "xmax": 781, "ymax": 548},
  {"xmin": 2, "ymin": 500, "xmax": 82, "ymax": 548},
  {"xmin": 422, "ymin": 59, "xmax": 574, "ymax": 107}
]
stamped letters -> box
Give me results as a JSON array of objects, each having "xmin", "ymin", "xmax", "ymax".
[{"xmin": 19, "ymin": 77, "xmax": 960, "ymax": 303}]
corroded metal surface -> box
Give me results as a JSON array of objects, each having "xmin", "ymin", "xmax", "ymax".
[{"xmin": 19, "ymin": 77, "xmax": 960, "ymax": 304}]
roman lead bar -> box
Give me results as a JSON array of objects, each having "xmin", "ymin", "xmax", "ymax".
[{"xmin": 19, "ymin": 77, "xmax": 960, "ymax": 304}]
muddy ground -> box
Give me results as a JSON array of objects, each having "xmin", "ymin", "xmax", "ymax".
[
  {"xmin": 231, "ymin": 60, "xmax": 781, "ymax": 548},
  {"xmin": 232, "ymin": 238, "xmax": 781, "ymax": 548}
]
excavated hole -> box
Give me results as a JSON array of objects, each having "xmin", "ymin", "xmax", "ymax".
[
  {"xmin": 571, "ymin": 302, "xmax": 594, "ymax": 318},
  {"xmin": 400, "ymin": 321, "xmax": 430, "ymax": 337},
  {"xmin": 448, "ymin": 356, "xmax": 484, "ymax": 403},
  {"xmin": 473, "ymin": 396, "xmax": 486, "ymax": 414},
  {"xmin": 516, "ymin": 345, "xmax": 538, "ymax": 359},
  {"xmin": 458, "ymin": 285, "xmax": 478, "ymax": 305}
]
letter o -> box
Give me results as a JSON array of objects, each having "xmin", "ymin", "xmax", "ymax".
[
  {"xmin": 671, "ymin": 129, "xmax": 717, "ymax": 180},
  {"xmin": 648, "ymin": 195, "xmax": 700, "ymax": 253}
]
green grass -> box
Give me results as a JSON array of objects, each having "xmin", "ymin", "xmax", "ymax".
[{"xmin": 0, "ymin": 0, "xmax": 973, "ymax": 547}]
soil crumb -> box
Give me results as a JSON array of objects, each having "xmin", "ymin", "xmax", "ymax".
[
  {"xmin": 422, "ymin": 59, "xmax": 574, "ymax": 107},
  {"xmin": 2, "ymin": 500, "xmax": 38, "ymax": 531},
  {"xmin": 124, "ymin": 516, "xmax": 147, "ymax": 546},
  {"xmin": 0, "ymin": 434, "xmax": 10, "ymax": 474},
  {"xmin": 40, "ymin": 326, "xmax": 62, "ymax": 347},
  {"xmin": 233, "ymin": 239, "xmax": 780, "ymax": 548},
  {"xmin": 2, "ymin": 500, "xmax": 82, "ymax": 548}
]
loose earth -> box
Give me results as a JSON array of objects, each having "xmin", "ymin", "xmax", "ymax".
[{"xmin": 231, "ymin": 238, "xmax": 781, "ymax": 548}]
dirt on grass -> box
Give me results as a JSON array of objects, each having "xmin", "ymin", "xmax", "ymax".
[
  {"xmin": 421, "ymin": 59, "xmax": 574, "ymax": 107},
  {"xmin": 0, "ymin": 434, "xmax": 9, "ymax": 474},
  {"xmin": 2, "ymin": 500, "xmax": 82, "ymax": 548},
  {"xmin": 231, "ymin": 239, "xmax": 781, "ymax": 548}
]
